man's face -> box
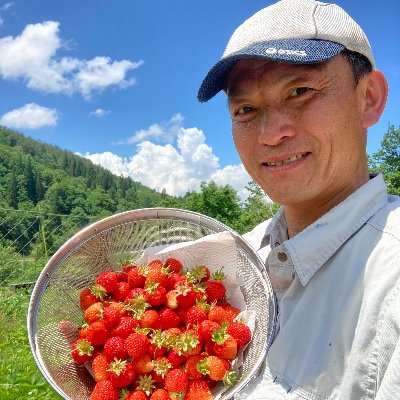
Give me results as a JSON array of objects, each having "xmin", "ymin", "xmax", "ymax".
[{"xmin": 227, "ymin": 55, "xmax": 370, "ymax": 210}]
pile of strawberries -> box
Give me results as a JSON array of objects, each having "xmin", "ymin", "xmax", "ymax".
[{"xmin": 70, "ymin": 257, "xmax": 252, "ymax": 400}]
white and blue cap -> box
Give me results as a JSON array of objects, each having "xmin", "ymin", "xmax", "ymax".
[{"xmin": 198, "ymin": 0, "xmax": 375, "ymax": 102}]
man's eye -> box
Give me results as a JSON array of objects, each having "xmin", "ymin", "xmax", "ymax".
[
  {"xmin": 235, "ymin": 106, "xmax": 254, "ymax": 115},
  {"xmin": 289, "ymin": 87, "xmax": 310, "ymax": 97}
]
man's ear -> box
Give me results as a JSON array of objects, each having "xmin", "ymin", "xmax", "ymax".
[{"xmin": 361, "ymin": 70, "xmax": 388, "ymax": 129}]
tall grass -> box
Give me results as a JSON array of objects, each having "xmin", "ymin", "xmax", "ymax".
[{"xmin": 0, "ymin": 287, "xmax": 62, "ymax": 399}]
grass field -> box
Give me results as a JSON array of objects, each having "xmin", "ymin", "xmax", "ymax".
[{"xmin": 0, "ymin": 287, "xmax": 62, "ymax": 400}]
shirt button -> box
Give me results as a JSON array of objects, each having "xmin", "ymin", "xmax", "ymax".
[{"xmin": 277, "ymin": 251, "xmax": 288, "ymax": 262}]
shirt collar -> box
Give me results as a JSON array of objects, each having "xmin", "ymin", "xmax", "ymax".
[{"xmin": 260, "ymin": 174, "xmax": 389, "ymax": 286}]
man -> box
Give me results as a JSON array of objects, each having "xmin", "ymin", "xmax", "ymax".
[{"xmin": 198, "ymin": 0, "xmax": 400, "ymax": 398}]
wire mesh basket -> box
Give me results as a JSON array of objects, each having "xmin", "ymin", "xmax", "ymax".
[{"xmin": 28, "ymin": 208, "xmax": 276, "ymax": 399}]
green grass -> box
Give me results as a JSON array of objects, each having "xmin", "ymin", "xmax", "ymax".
[{"xmin": 0, "ymin": 287, "xmax": 62, "ymax": 400}]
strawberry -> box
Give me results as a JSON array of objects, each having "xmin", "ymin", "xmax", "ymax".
[
  {"xmin": 135, "ymin": 374, "xmax": 156, "ymax": 397},
  {"xmin": 70, "ymin": 339, "xmax": 94, "ymax": 364},
  {"xmin": 167, "ymin": 349, "xmax": 187, "ymax": 368},
  {"xmin": 198, "ymin": 320, "xmax": 220, "ymax": 343},
  {"xmin": 132, "ymin": 354, "xmax": 154, "ymax": 374},
  {"xmin": 212, "ymin": 334, "xmax": 238, "ymax": 360},
  {"xmin": 146, "ymin": 264, "xmax": 168, "ymax": 287},
  {"xmin": 111, "ymin": 281, "xmax": 131, "ymax": 302},
  {"xmin": 188, "ymin": 265, "xmax": 211, "ymax": 283},
  {"xmin": 166, "ymin": 272, "xmax": 186, "ymax": 291},
  {"xmin": 140, "ymin": 309, "xmax": 161, "ymax": 330},
  {"xmin": 126, "ymin": 390, "xmax": 148, "ymax": 400},
  {"xmin": 185, "ymin": 378, "xmax": 213, "ymax": 400},
  {"xmin": 148, "ymin": 259, "xmax": 163, "ymax": 268},
  {"xmin": 158, "ymin": 308, "xmax": 180, "ymax": 330},
  {"xmin": 103, "ymin": 303, "xmax": 123, "ymax": 329},
  {"xmin": 90, "ymin": 380, "xmax": 118, "ymax": 400},
  {"xmin": 205, "ymin": 280, "xmax": 226, "ymax": 303},
  {"xmin": 184, "ymin": 354, "xmax": 206, "ymax": 379},
  {"xmin": 84, "ymin": 302, "xmax": 104, "ymax": 324},
  {"xmin": 125, "ymin": 332, "xmax": 150, "ymax": 359},
  {"xmin": 111, "ymin": 316, "xmax": 140, "ymax": 339},
  {"xmin": 175, "ymin": 330, "xmax": 202, "ymax": 357},
  {"xmin": 108, "ymin": 359, "xmax": 135, "ymax": 388},
  {"xmin": 145, "ymin": 283, "xmax": 167, "ymax": 307},
  {"xmin": 96, "ymin": 271, "xmax": 119, "ymax": 294},
  {"xmin": 175, "ymin": 281, "xmax": 197, "ymax": 310},
  {"xmin": 185, "ymin": 304, "xmax": 208, "ymax": 327},
  {"xmin": 92, "ymin": 353, "xmax": 109, "ymax": 382},
  {"xmin": 128, "ymin": 267, "xmax": 146, "ymax": 289},
  {"xmin": 207, "ymin": 305, "xmax": 229, "ymax": 324},
  {"xmin": 80, "ymin": 287, "xmax": 100, "ymax": 310},
  {"xmin": 103, "ymin": 336, "xmax": 128, "ymax": 362},
  {"xmin": 197, "ymin": 355, "xmax": 228, "ymax": 381},
  {"xmin": 149, "ymin": 388, "xmax": 170, "ymax": 400},
  {"xmin": 86, "ymin": 320, "xmax": 109, "ymax": 346},
  {"xmin": 226, "ymin": 321, "xmax": 252, "ymax": 347},
  {"xmin": 151, "ymin": 357, "xmax": 172, "ymax": 383},
  {"xmin": 163, "ymin": 258, "xmax": 183, "ymax": 274},
  {"xmin": 164, "ymin": 368, "xmax": 188, "ymax": 393},
  {"xmin": 220, "ymin": 303, "xmax": 240, "ymax": 322}
]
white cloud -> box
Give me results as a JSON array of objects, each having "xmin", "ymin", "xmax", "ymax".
[
  {"xmin": 89, "ymin": 108, "xmax": 110, "ymax": 117},
  {"xmin": 1, "ymin": 3, "xmax": 13, "ymax": 11},
  {"xmin": 0, "ymin": 21, "xmax": 143, "ymax": 98},
  {"xmin": 0, "ymin": 103, "xmax": 58, "ymax": 129},
  {"xmin": 120, "ymin": 113, "xmax": 184, "ymax": 145},
  {"xmin": 83, "ymin": 116, "xmax": 253, "ymax": 200}
]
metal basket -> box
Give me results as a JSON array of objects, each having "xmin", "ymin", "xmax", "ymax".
[{"xmin": 28, "ymin": 208, "xmax": 276, "ymax": 399}]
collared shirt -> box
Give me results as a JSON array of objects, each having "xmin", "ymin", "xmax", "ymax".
[{"xmin": 236, "ymin": 174, "xmax": 400, "ymax": 399}]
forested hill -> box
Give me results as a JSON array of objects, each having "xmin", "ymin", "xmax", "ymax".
[{"xmin": 0, "ymin": 126, "xmax": 181, "ymax": 218}]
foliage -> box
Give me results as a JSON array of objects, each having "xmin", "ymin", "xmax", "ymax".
[{"xmin": 368, "ymin": 124, "xmax": 400, "ymax": 195}]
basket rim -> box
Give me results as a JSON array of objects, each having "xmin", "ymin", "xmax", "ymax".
[{"xmin": 27, "ymin": 207, "xmax": 277, "ymax": 399}]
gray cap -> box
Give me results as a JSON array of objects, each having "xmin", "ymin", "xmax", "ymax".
[{"xmin": 198, "ymin": 0, "xmax": 374, "ymax": 102}]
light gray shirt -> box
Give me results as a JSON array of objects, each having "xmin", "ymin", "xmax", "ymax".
[{"xmin": 238, "ymin": 174, "xmax": 400, "ymax": 399}]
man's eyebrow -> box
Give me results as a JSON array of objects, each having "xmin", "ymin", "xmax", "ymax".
[{"xmin": 227, "ymin": 62, "xmax": 327, "ymax": 101}]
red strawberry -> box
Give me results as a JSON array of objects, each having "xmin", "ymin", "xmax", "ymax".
[
  {"xmin": 166, "ymin": 272, "xmax": 186, "ymax": 291},
  {"xmin": 226, "ymin": 321, "xmax": 252, "ymax": 347},
  {"xmin": 103, "ymin": 336, "xmax": 128, "ymax": 362},
  {"xmin": 70, "ymin": 339, "xmax": 94, "ymax": 364},
  {"xmin": 146, "ymin": 264, "xmax": 168, "ymax": 287},
  {"xmin": 198, "ymin": 355, "xmax": 228, "ymax": 381},
  {"xmin": 145, "ymin": 283, "xmax": 167, "ymax": 307},
  {"xmin": 151, "ymin": 357, "xmax": 172, "ymax": 383},
  {"xmin": 167, "ymin": 349, "xmax": 187, "ymax": 368},
  {"xmin": 132, "ymin": 353, "xmax": 153, "ymax": 374},
  {"xmin": 84, "ymin": 302, "xmax": 104, "ymax": 324},
  {"xmin": 90, "ymin": 380, "xmax": 118, "ymax": 400},
  {"xmin": 111, "ymin": 316, "xmax": 140, "ymax": 339},
  {"xmin": 148, "ymin": 259, "xmax": 163, "ymax": 268},
  {"xmin": 205, "ymin": 280, "xmax": 226, "ymax": 303},
  {"xmin": 111, "ymin": 281, "xmax": 131, "ymax": 302},
  {"xmin": 208, "ymin": 305, "xmax": 229, "ymax": 324},
  {"xmin": 163, "ymin": 258, "xmax": 183, "ymax": 274},
  {"xmin": 213, "ymin": 335, "xmax": 238, "ymax": 360},
  {"xmin": 125, "ymin": 332, "xmax": 150, "ymax": 359},
  {"xmin": 140, "ymin": 309, "xmax": 161, "ymax": 330},
  {"xmin": 128, "ymin": 267, "xmax": 146, "ymax": 289},
  {"xmin": 92, "ymin": 353, "xmax": 109, "ymax": 382},
  {"xmin": 103, "ymin": 303, "xmax": 123, "ymax": 329},
  {"xmin": 185, "ymin": 378, "xmax": 213, "ymax": 400},
  {"xmin": 80, "ymin": 287, "xmax": 99, "ymax": 311},
  {"xmin": 184, "ymin": 354, "xmax": 206, "ymax": 379},
  {"xmin": 149, "ymin": 388, "xmax": 170, "ymax": 400},
  {"xmin": 188, "ymin": 265, "xmax": 211, "ymax": 283},
  {"xmin": 86, "ymin": 320, "xmax": 109, "ymax": 346},
  {"xmin": 221, "ymin": 303, "xmax": 241, "ymax": 322},
  {"xmin": 108, "ymin": 359, "xmax": 135, "ymax": 388},
  {"xmin": 158, "ymin": 308, "xmax": 180, "ymax": 330},
  {"xmin": 175, "ymin": 281, "xmax": 197, "ymax": 310},
  {"xmin": 185, "ymin": 305, "xmax": 208, "ymax": 327},
  {"xmin": 96, "ymin": 271, "xmax": 118, "ymax": 293},
  {"xmin": 164, "ymin": 368, "xmax": 188, "ymax": 393},
  {"xmin": 198, "ymin": 320, "xmax": 220, "ymax": 343},
  {"xmin": 126, "ymin": 391, "xmax": 148, "ymax": 400}
]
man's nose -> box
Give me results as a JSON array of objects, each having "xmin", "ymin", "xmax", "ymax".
[{"xmin": 258, "ymin": 109, "xmax": 296, "ymax": 146}]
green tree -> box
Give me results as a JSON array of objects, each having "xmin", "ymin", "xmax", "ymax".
[
  {"xmin": 7, "ymin": 169, "xmax": 18, "ymax": 209},
  {"xmin": 369, "ymin": 125, "xmax": 400, "ymax": 195}
]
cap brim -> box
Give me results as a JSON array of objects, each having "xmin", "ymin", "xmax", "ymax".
[{"xmin": 198, "ymin": 39, "xmax": 345, "ymax": 102}]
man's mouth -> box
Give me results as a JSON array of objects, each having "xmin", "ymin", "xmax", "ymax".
[{"xmin": 265, "ymin": 152, "xmax": 309, "ymax": 167}]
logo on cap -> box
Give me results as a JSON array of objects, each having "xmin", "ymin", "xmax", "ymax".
[{"xmin": 265, "ymin": 47, "xmax": 307, "ymax": 56}]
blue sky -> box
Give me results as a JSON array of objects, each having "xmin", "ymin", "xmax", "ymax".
[{"xmin": 0, "ymin": 0, "xmax": 399, "ymax": 199}]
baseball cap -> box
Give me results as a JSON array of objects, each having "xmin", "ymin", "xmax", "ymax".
[{"xmin": 198, "ymin": 0, "xmax": 375, "ymax": 102}]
